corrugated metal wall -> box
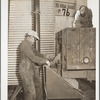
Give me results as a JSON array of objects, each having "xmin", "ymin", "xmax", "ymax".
[
  {"xmin": 8, "ymin": 0, "xmax": 34, "ymax": 85},
  {"xmin": 40, "ymin": 0, "xmax": 55, "ymax": 55},
  {"xmin": 76, "ymin": 0, "xmax": 87, "ymax": 10}
]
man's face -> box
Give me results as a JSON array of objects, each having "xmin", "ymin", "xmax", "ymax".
[
  {"xmin": 80, "ymin": 6, "xmax": 86, "ymax": 17},
  {"xmin": 30, "ymin": 36, "xmax": 37, "ymax": 43}
]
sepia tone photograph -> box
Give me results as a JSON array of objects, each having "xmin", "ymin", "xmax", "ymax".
[{"xmin": 1, "ymin": 0, "xmax": 99, "ymax": 100}]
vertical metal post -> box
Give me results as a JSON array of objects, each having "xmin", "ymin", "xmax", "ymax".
[
  {"xmin": 34, "ymin": 0, "xmax": 40, "ymax": 51},
  {"xmin": 42, "ymin": 66, "xmax": 47, "ymax": 100}
]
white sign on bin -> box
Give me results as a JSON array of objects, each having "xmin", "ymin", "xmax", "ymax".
[{"xmin": 55, "ymin": 2, "xmax": 76, "ymax": 17}]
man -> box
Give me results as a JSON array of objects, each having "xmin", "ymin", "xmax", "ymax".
[
  {"xmin": 73, "ymin": 5, "xmax": 93, "ymax": 28},
  {"xmin": 19, "ymin": 30, "xmax": 50, "ymax": 100}
]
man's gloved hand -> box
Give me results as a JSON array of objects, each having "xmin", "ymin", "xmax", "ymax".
[
  {"xmin": 45, "ymin": 54, "xmax": 54, "ymax": 61},
  {"xmin": 46, "ymin": 60, "xmax": 50, "ymax": 67}
]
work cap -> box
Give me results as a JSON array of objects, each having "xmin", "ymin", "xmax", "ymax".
[{"xmin": 28, "ymin": 30, "xmax": 39, "ymax": 40}]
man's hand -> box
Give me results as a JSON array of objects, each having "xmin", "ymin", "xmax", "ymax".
[
  {"xmin": 46, "ymin": 60, "xmax": 50, "ymax": 67},
  {"xmin": 45, "ymin": 54, "xmax": 54, "ymax": 61}
]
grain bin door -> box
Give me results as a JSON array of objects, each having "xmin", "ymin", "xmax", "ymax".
[
  {"xmin": 66, "ymin": 28, "xmax": 96, "ymax": 70},
  {"xmin": 8, "ymin": 0, "xmax": 34, "ymax": 85}
]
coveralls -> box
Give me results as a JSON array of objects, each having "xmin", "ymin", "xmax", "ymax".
[{"xmin": 19, "ymin": 39, "xmax": 47, "ymax": 100}]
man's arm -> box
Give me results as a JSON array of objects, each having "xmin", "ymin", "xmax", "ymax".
[
  {"xmin": 73, "ymin": 10, "xmax": 81, "ymax": 28},
  {"xmin": 23, "ymin": 44, "xmax": 47, "ymax": 65},
  {"xmin": 32, "ymin": 48, "xmax": 45, "ymax": 58}
]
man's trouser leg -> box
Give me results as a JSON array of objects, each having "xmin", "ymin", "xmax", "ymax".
[
  {"xmin": 20, "ymin": 70, "xmax": 36, "ymax": 100},
  {"xmin": 34, "ymin": 67, "xmax": 43, "ymax": 100}
]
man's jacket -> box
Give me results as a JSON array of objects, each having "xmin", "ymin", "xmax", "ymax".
[
  {"xmin": 73, "ymin": 9, "xmax": 93, "ymax": 28},
  {"xmin": 19, "ymin": 39, "xmax": 47, "ymax": 77}
]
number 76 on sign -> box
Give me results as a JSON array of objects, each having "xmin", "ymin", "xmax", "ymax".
[{"xmin": 55, "ymin": 8, "xmax": 75, "ymax": 17}]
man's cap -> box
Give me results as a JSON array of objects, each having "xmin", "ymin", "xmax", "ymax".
[{"xmin": 28, "ymin": 30, "xmax": 39, "ymax": 40}]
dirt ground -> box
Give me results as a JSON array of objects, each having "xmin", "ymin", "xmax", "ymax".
[{"xmin": 77, "ymin": 79, "xmax": 95, "ymax": 100}]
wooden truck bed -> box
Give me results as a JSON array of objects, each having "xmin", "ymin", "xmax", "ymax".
[{"xmin": 55, "ymin": 28, "xmax": 96, "ymax": 81}]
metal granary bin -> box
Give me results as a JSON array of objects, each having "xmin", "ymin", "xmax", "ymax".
[{"xmin": 55, "ymin": 28, "xmax": 96, "ymax": 81}]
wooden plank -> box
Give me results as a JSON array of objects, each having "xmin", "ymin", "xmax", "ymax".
[
  {"xmin": 62, "ymin": 29, "xmax": 67, "ymax": 69},
  {"xmin": 66, "ymin": 29, "xmax": 73, "ymax": 65},
  {"xmin": 80, "ymin": 28, "xmax": 90, "ymax": 63},
  {"xmin": 90, "ymin": 28, "xmax": 96, "ymax": 63},
  {"xmin": 79, "ymin": 28, "xmax": 95, "ymax": 69},
  {"xmin": 63, "ymin": 70, "xmax": 95, "ymax": 80},
  {"xmin": 71, "ymin": 29, "xmax": 80, "ymax": 64},
  {"xmin": 66, "ymin": 63, "xmax": 95, "ymax": 70},
  {"xmin": 55, "ymin": 33, "xmax": 58, "ymax": 55},
  {"xmin": 67, "ymin": 29, "xmax": 80, "ymax": 66}
]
